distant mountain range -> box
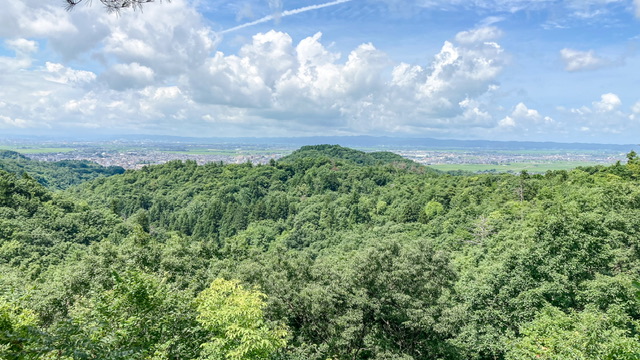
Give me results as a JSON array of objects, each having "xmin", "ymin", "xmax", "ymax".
[{"xmin": 2, "ymin": 134, "xmax": 637, "ymax": 151}]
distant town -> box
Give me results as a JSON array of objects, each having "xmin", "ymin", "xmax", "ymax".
[{"xmin": 0, "ymin": 136, "xmax": 633, "ymax": 173}]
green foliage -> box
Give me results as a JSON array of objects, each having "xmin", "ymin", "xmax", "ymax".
[
  {"xmin": 507, "ymin": 305, "xmax": 640, "ymax": 359},
  {"xmin": 50, "ymin": 270, "xmax": 203, "ymax": 359},
  {"xmin": 0, "ymin": 298, "xmax": 40, "ymax": 359},
  {"xmin": 278, "ymin": 144, "xmax": 428, "ymax": 171},
  {"xmin": 0, "ymin": 150, "xmax": 124, "ymax": 190},
  {"xmin": 423, "ymin": 200, "xmax": 444, "ymax": 222},
  {"xmin": 1, "ymin": 146, "xmax": 640, "ymax": 359},
  {"xmin": 196, "ymin": 278, "xmax": 288, "ymax": 360}
]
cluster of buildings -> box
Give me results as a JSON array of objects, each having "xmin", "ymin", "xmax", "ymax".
[
  {"xmin": 28, "ymin": 150, "xmax": 285, "ymax": 170},
  {"xmin": 395, "ymin": 150, "xmax": 624, "ymax": 166}
]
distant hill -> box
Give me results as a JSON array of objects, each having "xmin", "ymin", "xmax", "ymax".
[
  {"xmin": 0, "ymin": 150, "xmax": 125, "ymax": 190},
  {"xmin": 278, "ymin": 144, "xmax": 428, "ymax": 171},
  {"xmin": 0, "ymin": 150, "xmax": 30, "ymax": 160}
]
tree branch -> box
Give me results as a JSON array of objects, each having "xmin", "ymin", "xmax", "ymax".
[{"xmin": 65, "ymin": 0, "xmax": 165, "ymax": 13}]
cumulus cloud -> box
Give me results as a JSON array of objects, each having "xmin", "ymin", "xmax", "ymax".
[
  {"xmin": 0, "ymin": 0, "xmax": 225, "ymax": 134},
  {"xmin": 560, "ymin": 48, "xmax": 608, "ymax": 71},
  {"xmin": 6, "ymin": 23, "xmax": 510, "ymax": 136},
  {"xmin": 511, "ymin": 102, "xmax": 553, "ymax": 123},
  {"xmin": 593, "ymin": 93, "xmax": 622, "ymax": 112},
  {"xmin": 64, "ymin": 95, "xmax": 98, "ymax": 116},
  {"xmin": 498, "ymin": 116, "xmax": 516, "ymax": 128},
  {"xmin": 568, "ymin": 93, "xmax": 622, "ymax": 117},
  {"xmin": 561, "ymin": 93, "xmax": 637, "ymax": 139},
  {"xmin": 44, "ymin": 62, "xmax": 96, "ymax": 85},
  {"xmin": 0, "ymin": 38, "xmax": 40, "ymax": 73},
  {"xmin": 187, "ymin": 26, "xmax": 506, "ymax": 133},
  {"xmin": 102, "ymin": 63, "xmax": 155, "ymax": 90},
  {"xmin": 0, "ymin": 0, "xmax": 510, "ymax": 139},
  {"xmin": 189, "ymin": 30, "xmax": 389, "ymax": 111},
  {"xmin": 5, "ymin": 38, "xmax": 38, "ymax": 55},
  {"xmin": 0, "ymin": 115, "xmax": 37, "ymax": 129},
  {"xmin": 499, "ymin": 103, "xmax": 554, "ymax": 131},
  {"xmin": 385, "ymin": 26, "xmax": 506, "ymax": 127},
  {"xmin": 100, "ymin": 1, "xmax": 218, "ymax": 79},
  {"xmin": 1, "ymin": 0, "xmax": 217, "ymax": 74},
  {"xmin": 0, "ymin": 0, "xmax": 75, "ymax": 38},
  {"xmin": 0, "ymin": 0, "xmax": 527, "ymax": 139},
  {"xmin": 455, "ymin": 26, "xmax": 503, "ymax": 44}
]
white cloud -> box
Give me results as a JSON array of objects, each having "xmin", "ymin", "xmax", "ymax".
[
  {"xmin": 459, "ymin": 98, "xmax": 492, "ymax": 125},
  {"xmin": 0, "ymin": 1, "xmax": 517, "ymax": 139},
  {"xmin": 0, "ymin": 0, "xmax": 217, "ymax": 72},
  {"xmin": 593, "ymin": 93, "xmax": 621, "ymax": 112},
  {"xmin": 159, "ymin": 26, "xmax": 506, "ymax": 134},
  {"xmin": 498, "ymin": 116, "xmax": 516, "ymax": 127},
  {"xmin": 101, "ymin": 0, "xmax": 218, "ymax": 79},
  {"xmin": 238, "ymin": 31, "xmax": 297, "ymax": 87},
  {"xmin": 0, "ymin": 0, "xmax": 75, "ymax": 38},
  {"xmin": 44, "ymin": 62, "xmax": 96, "ymax": 85},
  {"xmin": 512, "ymin": 102, "xmax": 541, "ymax": 121},
  {"xmin": 560, "ymin": 48, "xmax": 608, "ymax": 71},
  {"xmin": 0, "ymin": 38, "xmax": 39, "ymax": 72},
  {"xmin": 5, "ymin": 38, "xmax": 38, "ymax": 55},
  {"xmin": 629, "ymin": 101, "xmax": 640, "ymax": 120},
  {"xmin": 635, "ymin": 0, "xmax": 640, "ymax": 17},
  {"xmin": 560, "ymin": 93, "xmax": 638, "ymax": 140},
  {"xmin": 0, "ymin": 53, "xmax": 31, "ymax": 72},
  {"xmin": 64, "ymin": 95, "xmax": 98, "ymax": 116},
  {"xmin": 192, "ymin": 27, "xmax": 504, "ymax": 133},
  {"xmin": 0, "ymin": 115, "xmax": 36, "ymax": 129},
  {"xmin": 142, "ymin": 86, "xmax": 183, "ymax": 101},
  {"xmin": 386, "ymin": 27, "xmax": 506, "ymax": 125},
  {"xmin": 455, "ymin": 26, "xmax": 503, "ymax": 44},
  {"xmin": 498, "ymin": 102, "xmax": 554, "ymax": 131},
  {"xmin": 190, "ymin": 30, "xmax": 389, "ymax": 112},
  {"xmin": 185, "ymin": 27, "xmax": 507, "ymax": 134},
  {"xmin": 0, "ymin": 0, "xmax": 636, "ymax": 141},
  {"xmin": 103, "ymin": 63, "xmax": 155, "ymax": 90}
]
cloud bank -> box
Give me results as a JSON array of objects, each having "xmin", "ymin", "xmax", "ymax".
[
  {"xmin": 0, "ymin": 0, "xmax": 638, "ymax": 142},
  {"xmin": 560, "ymin": 48, "xmax": 609, "ymax": 71}
]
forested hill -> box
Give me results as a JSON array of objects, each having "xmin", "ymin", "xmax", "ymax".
[
  {"xmin": 0, "ymin": 150, "xmax": 125, "ymax": 190},
  {"xmin": 279, "ymin": 144, "xmax": 429, "ymax": 170},
  {"xmin": 3, "ymin": 147, "xmax": 640, "ymax": 359}
]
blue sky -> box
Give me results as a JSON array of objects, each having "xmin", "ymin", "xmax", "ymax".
[{"xmin": 0, "ymin": 0, "xmax": 639, "ymax": 143}]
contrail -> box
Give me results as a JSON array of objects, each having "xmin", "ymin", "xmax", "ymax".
[{"xmin": 221, "ymin": 0, "xmax": 353, "ymax": 34}]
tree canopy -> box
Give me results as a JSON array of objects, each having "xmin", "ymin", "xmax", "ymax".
[{"xmin": 2, "ymin": 145, "xmax": 640, "ymax": 359}]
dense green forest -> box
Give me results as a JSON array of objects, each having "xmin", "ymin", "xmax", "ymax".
[
  {"xmin": 2, "ymin": 145, "xmax": 640, "ymax": 359},
  {"xmin": 0, "ymin": 150, "xmax": 125, "ymax": 190}
]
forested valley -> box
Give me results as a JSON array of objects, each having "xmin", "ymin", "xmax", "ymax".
[{"xmin": 2, "ymin": 144, "xmax": 640, "ymax": 359}]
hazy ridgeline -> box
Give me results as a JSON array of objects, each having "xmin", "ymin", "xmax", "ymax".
[{"xmin": 2, "ymin": 145, "xmax": 640, "ymax": 359}]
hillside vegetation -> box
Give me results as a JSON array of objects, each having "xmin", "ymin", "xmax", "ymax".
[
  {"xmin": 279, "ymin": 144, "xmax": 428, "ymax": 170},
  {"xmin": 2, "ymin": 145, "xmax": 640, "ymax": 359},
  {"xmin": 0, "ymin": 150, "xmax": 125, "ymax": 190}
]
